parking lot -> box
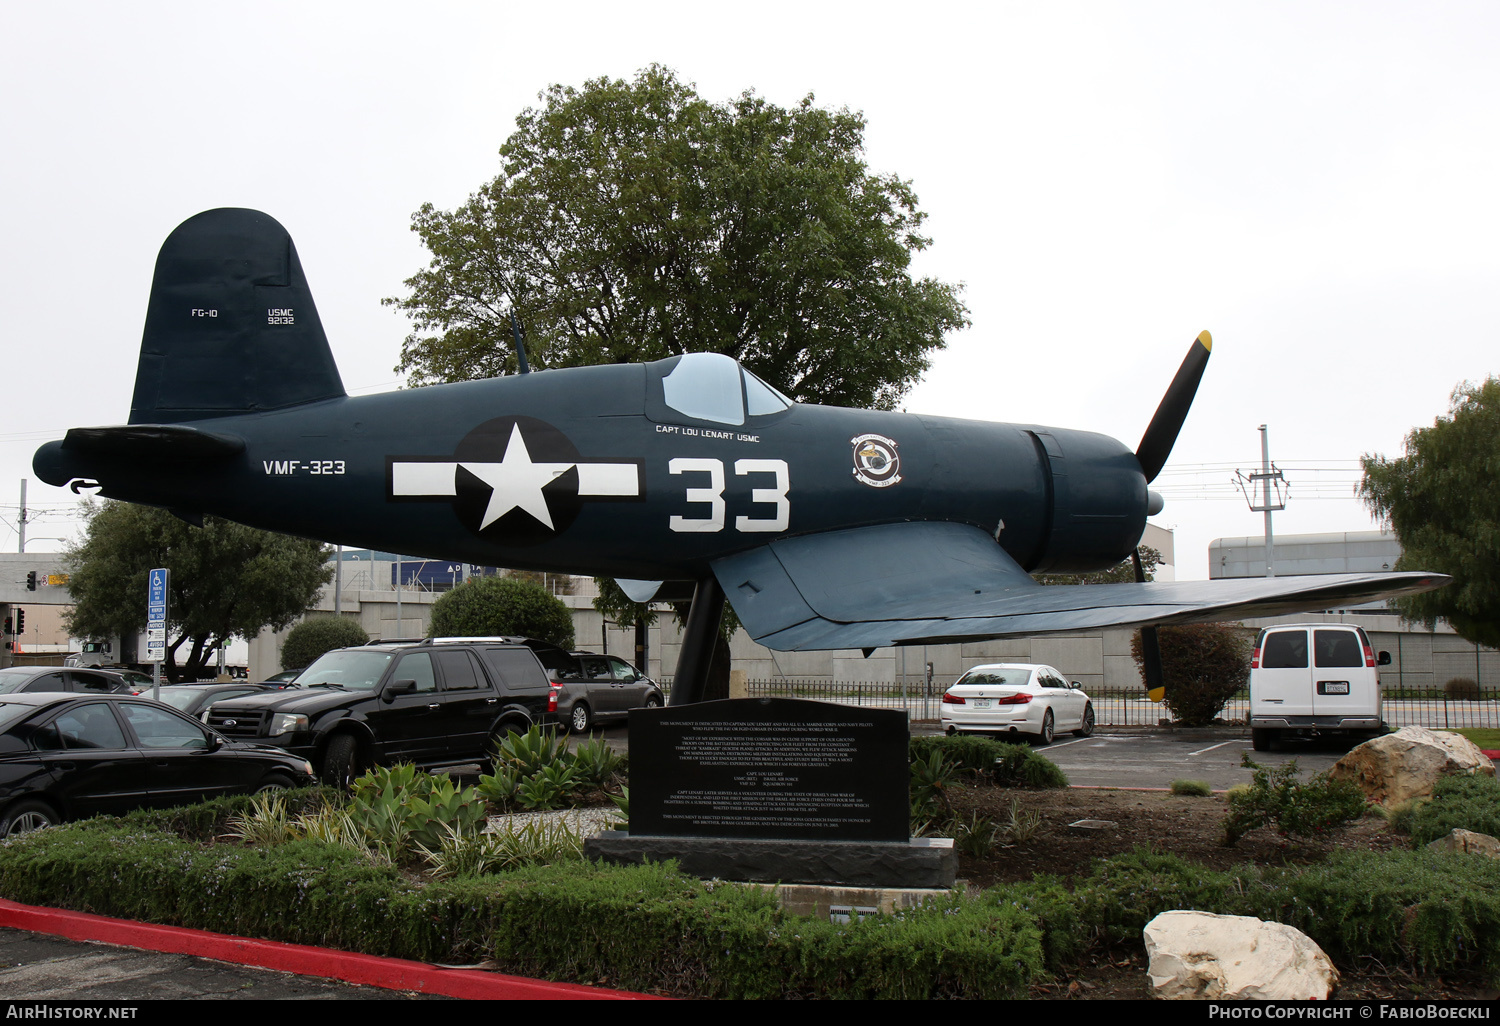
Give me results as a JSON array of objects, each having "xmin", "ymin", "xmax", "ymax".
[
  {"xmin": 570, "ymin": 720, "xmax": 1368, "ymax": 791},
  {"xmin": 1026, "ymin": 730, "xmax": 1357, "ymax": 790}
]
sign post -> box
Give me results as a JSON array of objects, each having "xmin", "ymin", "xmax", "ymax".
[{"xmin": 147, "ymin": 567, "xmax": 168, "ymax": 696}]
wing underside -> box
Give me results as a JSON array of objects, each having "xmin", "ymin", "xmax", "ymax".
[{"xmin": 711, "ymin": 522, "xmax": 1448, "ymax": 652}]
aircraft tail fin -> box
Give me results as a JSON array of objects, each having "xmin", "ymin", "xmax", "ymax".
[{"xmin": 128, "ymin": 208, "xmax": 346, "ymax": 424}]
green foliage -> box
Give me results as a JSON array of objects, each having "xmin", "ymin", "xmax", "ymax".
[
  {"xmin": 909, "ymin": 749, "xmax": 960, "ymax": 820},
  {"xmin": 1402, "ymin": 773, "xmax": 1500, "ymax": 846},
  {"xmin": 1268, "ymin": 849, "xmax": 1500, "ymax": 977},
  {"xmin": 1221, "ymin": 755, "xmax": 1369, "ymax": 846},
  {"xmin": 417, "ymin": 818, "xmax": 587, "ymax": 878},
  {"xmin": 1170, "ymin": 779, "xmax": 1213, "ymax": 796},
  {"xmin": 280, "ymin": 616, "xmax": 369, "ymax": 670},
  {"xmin": 568, "ymin": 737, "xmax": 624, "ymax": 790},
  {"xmin": 1001, "ymin": 797, "xmax": 1043, "ymax": 844},
  {"xmin": 387, "ymin": 64, "xmax": 968, "ymax": 408},
  {"xmin": 1361, "ymin": 377, "xmax": 1500, "ymax": 648},
  {"xmin": 1131, "ymin": 621, "xmax": 1252, "ymax": 726},
  {"xmin": 478, "ymin": 725, "xmax": 615, "ymax": 811},
  {"xmin": 427, "ymin": 576, "xmax": 574, "ymax": 648},
  {"xmin": 907, "ymin": 735, "xmax": 1069, "ymax": 789},
  {"xmin": 345, "ymin": 764, "xmax": 489, "ymax": 858},
  {"xmin": 63, "ymin": 500, "xmax": 332, "ymax": 682},
  {"xmin": 1070, "ymin": 848, "xmax": 1255, "ymax": 945},
  {"xmin": 0, "ymin": 824, "xmax": 1048, "ymax": 998}
]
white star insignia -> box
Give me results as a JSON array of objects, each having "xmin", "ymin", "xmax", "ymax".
[{"xmin": 461, "ymin": 424, "xmax": 574, "ymax": 530}]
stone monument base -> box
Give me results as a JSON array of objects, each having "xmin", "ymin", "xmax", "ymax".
[{"xmin": 583, "ymin": 831, "xmax": 955, "ymax": 889}]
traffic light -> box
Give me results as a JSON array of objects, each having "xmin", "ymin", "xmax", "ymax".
[
  {"xmin": 2, "ymin": 616, "xmax": 10, "ymax": 635},
  {"xmin": 25, "ymin": 572, "xmax": 36, "ymax": 591},
  {"xmin": 15, "ymin": 609, "xmax": 24, "ymax": 634}
]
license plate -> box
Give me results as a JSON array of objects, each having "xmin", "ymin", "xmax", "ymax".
[
  {"xmin": 1318, "ymin": 681, "xmax": 1350, "ymax": 695},
  {"xmin": 971, "ymin": 698, "xmax": 992, "ymax": 709}
]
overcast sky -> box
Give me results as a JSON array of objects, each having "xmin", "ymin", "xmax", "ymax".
[{"xmin": 2, "ymin": 1, "xmax": 1495, "ymax": 580}]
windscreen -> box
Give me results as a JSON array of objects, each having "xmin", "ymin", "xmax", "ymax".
[{"xmin": 296, "ymin": 651, "xmax": 393, "ymax": 690}]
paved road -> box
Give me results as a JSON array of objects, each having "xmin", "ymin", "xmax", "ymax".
[{"xmin": 0, "ymin": 928, "xmax": 438, "ymax": 1001}]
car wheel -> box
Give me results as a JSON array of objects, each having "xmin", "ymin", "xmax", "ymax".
[
  {"xmin": 1251, "ymin": 728, "xmax": 1277, "ymax": 752},
  {"xmin": 1073, "ymin": 703, "xmax": 1095, "ymax": 738},
  {"xmin": 570, "ymin": 703, "xmax": 592, "ymax": 734},
  {"xmin": 255, "ymin": 774, "xmax": 294, "ymax": 794},
  {"xmin": 1036, "ymin": 710, "xmax": 1054, "ymax": 746},
  {"xmin": 321, "ymin": 733, "xmax": 362, "ymax": 788},
  {"xmin": 644, "ymin": 696, "xmax": 661, "ymax": 710},
  {"xmin": 0, "ymin": 800, "xmax": 58, "ymax": 837}
]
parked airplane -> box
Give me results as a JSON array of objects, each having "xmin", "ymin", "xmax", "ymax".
[{"xmin": 34, "ymin": 209, "xmax": 1445, "ymax": 702}]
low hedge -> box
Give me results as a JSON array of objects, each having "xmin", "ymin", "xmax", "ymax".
[
  {"xmin": 6, "ymin": 789, "xmax": 1500, "ymax": 992},
  {"xmin": 0, "ymin": 819, "xmax": 1044, "ymax": 999}
]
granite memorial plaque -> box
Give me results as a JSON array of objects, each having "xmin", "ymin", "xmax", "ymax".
[{"xmin": 628, "ymin": 697, "xmax": 908, "ymax": 841}]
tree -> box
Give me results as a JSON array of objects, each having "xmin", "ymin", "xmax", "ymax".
[
  {"xmin": 427, "ymin": 577, "xmax": 574, "ymax": 649},
  {"xmin": 390, "ymin": 66, "xmax": 969, "ymax": 697},
  {"xmin": 1035, "ymin": 546, "xmax": 1161, "ymax": 586},
  {"xmin": 1360, "ymin": 378, "xmax": 1500, "ymax": 648},
  {"xmin": 1130, "ymin": 622, "xmax": 1252, "ymax": 726},
  {"xmin": 386, "ymin": 64, "xmax": 969, "ymax": 409},
  {"xmin": 65, "ymin": 501, "xmax": 333, "ymax": 682},
  {"xmin": 280, "ymin": 616, "xmax": 369, "ymax": 671}
]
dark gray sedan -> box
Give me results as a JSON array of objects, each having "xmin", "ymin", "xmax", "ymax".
[{"xmin": 0, "ymin": 693, "xmax": 315, "ymax": 836}]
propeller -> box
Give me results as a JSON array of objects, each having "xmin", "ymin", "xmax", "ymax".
[
  {"xmin": 1133, "ymin": 331, "xmax": 1211, "ymax": 705},
  {"xmin": 1136, "ymin": 330, "xmax": 1212, "ymax": 484}
]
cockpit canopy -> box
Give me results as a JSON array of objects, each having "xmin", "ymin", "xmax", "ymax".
[{"xmin": 655, "ymin": 353, "xmax": 793, "ymax": 426}]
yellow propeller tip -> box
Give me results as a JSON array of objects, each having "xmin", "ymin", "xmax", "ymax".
[
  {"xmin": 1197, "ymin": 330, "xmax": 1212, "ymax": 351},
  {"xmin": 1147, "ymin": 686, "xmax": 1165, "ymax": 703}
]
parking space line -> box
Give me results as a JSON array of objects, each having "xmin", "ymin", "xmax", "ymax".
[{"xmin": 1187, "ymin": 739, "xmax": 1241, "ymax": 757}]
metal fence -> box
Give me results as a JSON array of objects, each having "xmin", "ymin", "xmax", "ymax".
[{"xmin": 658, "ymin": 678, "xmax": 1500, "ymax": 730}]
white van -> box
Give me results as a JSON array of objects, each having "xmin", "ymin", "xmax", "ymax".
[{"xmin": 1247, "ymin": 623, "xmax": 1391, "ymax": 750}]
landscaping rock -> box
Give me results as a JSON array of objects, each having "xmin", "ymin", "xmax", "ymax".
[
  {"xmin": 1144, "ymin": 911, "xmax": 1339, "ymax": 1000},
  {"xmin": 1425, "ymin": 828, "xmax": 1500, "ymax": 859},
  {"xmin": 1328, "ymin": 726, "xmax": 1494, "ymax": 806}
]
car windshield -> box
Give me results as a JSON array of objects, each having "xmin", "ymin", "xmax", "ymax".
[{"xmin": 295, "ymin": 651, "xmax": 393, "ymax": 690}]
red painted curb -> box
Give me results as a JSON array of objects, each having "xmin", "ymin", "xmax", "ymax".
[{"xmin": 0, "ymin": 898, "xmax": 661, "ymax": 1000}]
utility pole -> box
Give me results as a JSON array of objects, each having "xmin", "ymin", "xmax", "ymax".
[
  {"xmin": 1235, "ymin": 425, "xmax": 1287, "ymax": 577},
  {"xmin": 17, "ymin": 480, "xmax": 27, "ymax": 554}
]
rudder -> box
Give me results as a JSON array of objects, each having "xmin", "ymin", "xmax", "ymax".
[{"xmin": 129, "ymin": 208, "xmax": 345, "ymax": 424}]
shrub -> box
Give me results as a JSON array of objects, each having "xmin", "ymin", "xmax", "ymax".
[
  {"xmin": 1170, "ymin": 779, "xmax": 1212, "ymax": 796},
  {"xmin": 1445, "ymin": 676, "xmax": 1482, "ymax": 701},
  {"xmin": 1221, "ymin": 755, "xmax": 1368, "ymax": 845},
  {"xmin": 427, "ymin": 576, "xmax": 574, "ymax": 648},
  {"xmin": 1404, "ymin": 773, "xmax": 1500, "ymax": 846},
  {"xmin": 1268, "ymin": 849, "xmax": 1500, "ymax": 978},
  {"xmin": 908, "ymin": 735, "xmax": 1068, "ymax": 789},
  {"xmin": 280, "ymin": 615, "xmax": 370, "ymax": 670},
  {"xmin": 1131, "ymin": 621, "xmax": 1252, "ymax": 726}
]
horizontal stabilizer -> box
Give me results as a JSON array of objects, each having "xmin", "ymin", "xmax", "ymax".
[
  {"xmin": 712, "ymin": 521, "xmax": 1449, "ymax": 652},
  {"xmin": 61, "ymin": 424, "xmax": 245, "ymax": 461}
]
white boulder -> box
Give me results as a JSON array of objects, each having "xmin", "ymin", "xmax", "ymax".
[
  {"xmin": 1144, "ymin": 911, "xmax": 1338, "ymax": 1000},
  {"xmin": 1328, "ymin": 726, "xmax": 1494, "ymax": 806}
]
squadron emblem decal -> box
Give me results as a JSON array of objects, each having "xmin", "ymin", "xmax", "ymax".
[
  {"xmin": 387, "ymin": 416, "xmax": 642, "ymax": 545},
  {"xmin": 851, "ymin": 433, "xmax": 902, "ymax": 488}
]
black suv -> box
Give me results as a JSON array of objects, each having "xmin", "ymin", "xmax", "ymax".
[{"xmin": 204, "ymin": 638, "xmax": 553, "ymax": 785}]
